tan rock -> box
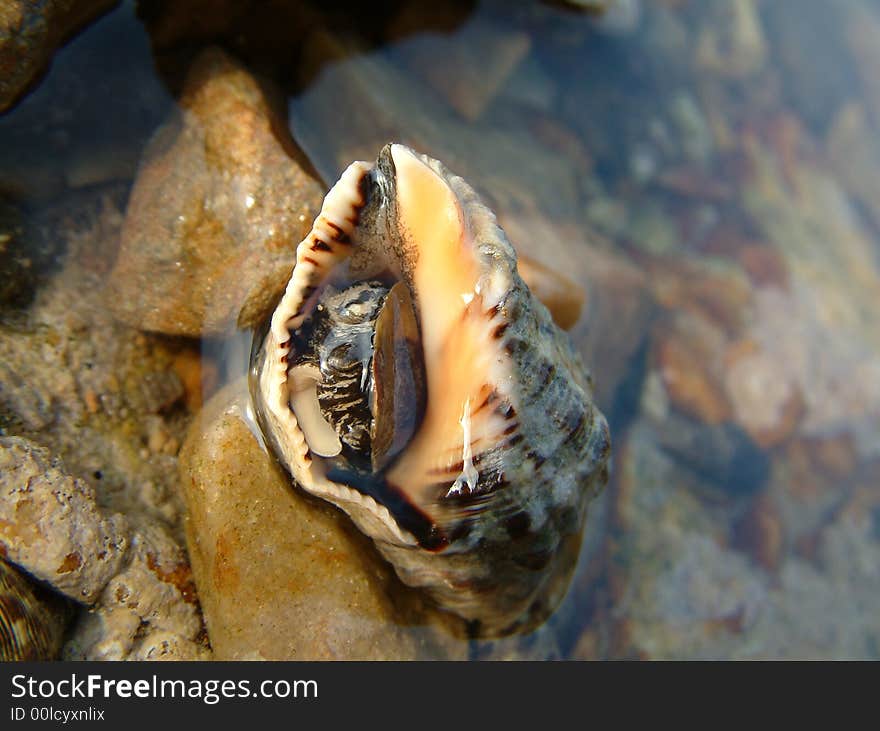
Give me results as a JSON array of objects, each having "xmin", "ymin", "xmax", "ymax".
[
  {"xmin": 0, "ymin": 437, "xmax": 129, "ymax": 603},
  {"xmin": 107, "ymin": 47, "xmax": 324, "ymax": 337},
  {"xmin": 179, "ymin": 382, "xmax": 467, "ymax": 660},
  {"xmin": 63, "ymin": 522, "xmax": 209, "ymax": 661},
  {"xmin": 0, "ymin": 436, "xmax": 205, "ymax": 660},
  {"xmin": 655, "ymin": 317, "xmax": 731, "ymax": 426}
]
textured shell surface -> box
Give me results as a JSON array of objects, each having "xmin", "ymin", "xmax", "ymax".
[
  {"xmin": 250, "ymin": 143, "xmax": 610, "ymax": 636},
  {"xmin": 0, "ymin": 559, "xmax": 71, "ymax": 661}
]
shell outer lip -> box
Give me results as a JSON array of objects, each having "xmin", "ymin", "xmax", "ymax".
[
  {"xmin": 324, "ymin": 465, "xmax": 448, "ymax": 551},
  {"xmin": 252, "ymin": 148, "xmax": 444, "ymax": 549}
]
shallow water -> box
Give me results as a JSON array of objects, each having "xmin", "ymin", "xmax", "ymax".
[{"xmin": 1, "ymin": 0, "xmax": 879, "ymax": 659}]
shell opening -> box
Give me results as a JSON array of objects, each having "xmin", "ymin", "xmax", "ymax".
[
  {"xmin": 254, "ymin": 144, "xmax": 524, "ymax": 548},
  {"xmin": 286, "ymin": 277, "xmax": 427, "ymax": 480}
]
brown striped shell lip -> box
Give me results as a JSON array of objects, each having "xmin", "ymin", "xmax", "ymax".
[{"xmin": 251, "ymin": 143, "xmax": 525, "ymax": 551}]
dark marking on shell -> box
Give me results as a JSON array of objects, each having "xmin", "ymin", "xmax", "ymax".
[
  {"xmin": 0, "ymin": 559, "xmax": 71, "ymax": 661},
  {"xmin": 505, "ymin": 512, "xmax": 532, "ymax": 540}
]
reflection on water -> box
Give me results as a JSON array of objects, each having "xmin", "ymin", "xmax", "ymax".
[{"xmin": 1, "ymin": 0, "xmax": 878, "ymax": 659}]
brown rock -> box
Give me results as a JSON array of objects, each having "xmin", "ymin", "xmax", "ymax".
[
  {"xmin": 0, "ymin": 0, "xmax": 117, "ymax": 111},
  {"xmin": 178, "ymin": 382, "xmax": 467, "ymax": 660},
  {"xmin": 171, "ymin": 345, "xmax": 218, "ymax": 412},
  {"xmin": 655, "ymin": 318, "xmax": 731, "ymax": 425},
  {"xmin": 734, "ymin": 494, "xmax": 784, "ymax": 572},
  {"xmin": 650, "ymin": 259, "xmax": 752, "ymax": 337},
  {"xmin": 396, "ymin": 18, "xmax": 530, "ymax": 121},
  {"xmin": 737, "ymin": 244, "xmax": 789, "ymax": 290},
  {"xmin": 107, "ymin": 47, "xmax": 324, "ymax": 337},
  {"xmin": 516, "ymin": 253, "xmax": 585, "ymax": 331}
]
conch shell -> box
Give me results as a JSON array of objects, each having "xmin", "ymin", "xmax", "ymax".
[{"xmin": 250, "ymin": 144, "xmax": 610, "ymax": 636}]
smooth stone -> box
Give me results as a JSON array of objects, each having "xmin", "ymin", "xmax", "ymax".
[
  {"xmin": 179, "ymin": 382, "xmax": 467, "ymax": 660},
  {"xmin": 107, "ymin": 47, "xmax": 324, "ymax": 337}
]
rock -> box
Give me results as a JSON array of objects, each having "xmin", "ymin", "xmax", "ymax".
[
  {"xmin": 0, "ymin": 436, "xmax": 205, "ymax": 660},
  {"xmin": 609, "ymin": 420, "xmax": 771, "ymax": 658},
  {"xmin": 106, "ymin": 47, "xmax": 325, "ymax": 337},
  {"xmin": 649, "ymin": 412, "xmax": 769, "ymax": 497},
  {"xmin": 516, "ymin": 253, "xmax": 585, "ymax": 331},
  {"xmin": 0, "ymin": 196, "xmax": 62, "ymax": 308},
  {"xmin": 844, "ymin": 2, "xmax": 880, "ymax": 129},
  {"xmin": 654, "ymin": 314, "xmax": 731, "ymax": 425},
  {"xmin": 733, "ymin": 494, "xmax": 784, "ymax": 573},
  {"xmin": 63, "ymin": 523, "xmax": 209, "ymax": 661},
  {"xmin": 178, "ymin": 382, "xmax": 467, "ymax": 660},
  {"xmin": 0, "ymin": 0, "xmax": 117, "ymax": 111},
  {"xmin": 0, "ymin": 185, "xmax": 211, "ymax": 659},
  {"xmin": 741, "ymin": 140, "xmax": 880, "ymax": 458},
  {"xmin": 667, "ymin": 92, "xmax": 714, "ymax": 166},
  {"xmin": 291, "ymin": 30, "xmax": 581, "ymax": 220},
  {"xmin": 740, "ymin": 513, "xmax": 880, "ymax": 658},
  {"xmin": 0, "ymin": 189, "xmax": 191, "ymax": 528},
  {"xmin": 694, "ymin": 0, "xmax": 766, "ymax": 80},
  {"xmin": 608, "ymin": 409, "xmax": 880, "ymax": 658},
  {"xmin": 0, "ymin": 198, "xmax": 29, "ymax": 304},
  {"xmin": 827, "ymin": 102, "xmax": 880, "ymax": 232},
  {"xmin": 394, "ymin": 18, "xmax": 531, "ymax": 121},
  {"xmin": 0, "ymin": 436, "xmax": 129, "ymax": 603}
]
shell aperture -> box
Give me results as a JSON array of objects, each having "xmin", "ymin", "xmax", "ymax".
[{"xmin": 250, "ymin": 144, "xmax": 610, "ymax": 635}]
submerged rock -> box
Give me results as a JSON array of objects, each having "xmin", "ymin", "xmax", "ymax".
[
  {"xmin": 0, "ymin": 201, "xmax": 28, "ymax": 304},
  {"xmin": 394, "ymin": 17, "xmax": 531, "ymax": 122},
  {"xmin": 0, "ymin": 436, "xmax": 207, "ymax": 660},
  {"xmin": 0, "ymin": 0, "xmax": 117, "ymax": 111},
  {"xmin": 179, "ymin": 382, "xmax": 467, "ymax": 660},
  {"xmin": 107, "ymin": 47, "xmax": 324, "ymax": 337},
  {"xmin": 0, "ymin": 186, "xmax": 209, "ymax": 659},
  {"xmin": 0, "ymin": 437, "xmax": 129, "ymax": 604},
  {"xmin": 63, "ymin": 521, "xmax": 209, "ymax": 661}
]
